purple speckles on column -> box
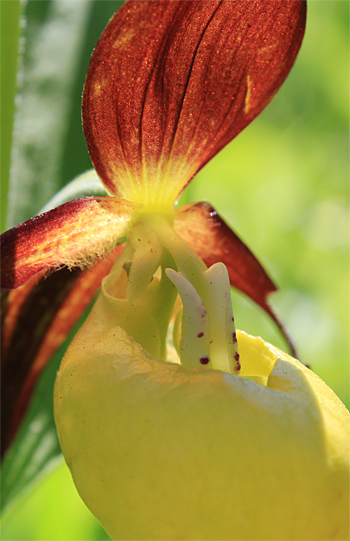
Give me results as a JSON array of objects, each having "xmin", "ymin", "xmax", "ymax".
[{"xmin": 234, "ymin": 352, "xmax": 241, "ymax": 373}]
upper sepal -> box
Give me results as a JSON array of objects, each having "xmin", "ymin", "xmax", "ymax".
[{"xmin": 83, "ymin": 0, "xmax": 306, "ymax": 204}]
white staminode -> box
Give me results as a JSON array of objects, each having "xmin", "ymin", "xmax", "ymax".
[
  {"xmin": 165, "ymin": 268, "xmax": 211, "ymax": 369},
  {"xmin": 166, "ymin": 263, "xmax": 240, "ymax": 375}
]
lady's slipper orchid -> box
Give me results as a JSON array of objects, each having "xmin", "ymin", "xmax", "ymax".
[
  {"xmin": 0, "ymin": 0, "xmax": 305, "ymax": 450},
  {"xmin": 1, "ymin": 0, "xmax": 349, "ymax": 540}
]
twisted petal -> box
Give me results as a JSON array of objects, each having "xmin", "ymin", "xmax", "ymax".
[
  {"xmin": 1, "ymin": 196, "xmax": 138, "ymax": 288},
  {"xmin": 1, "ymin": 254, "xmax": 118, "ymax": 456},
  {"xmin": 83, "ymin": 0, "xmax": 306, "ymax": 204},
  {"xmin": 175, "ymin": 202, "xmax": 297, "ymax": 356},
  {"xmin": 175, "ymin": 201, "xmax": 275, "ymax": 303}
]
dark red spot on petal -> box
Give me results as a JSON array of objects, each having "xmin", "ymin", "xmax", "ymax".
[
  {"xmin": 197, "ymin": 332, "xmax": 204, "ymax": 338},
  {"xmin": 234, "ymin": 352, "xmax": 240, "ymax": 361},
  {"xmin": 232, "ymin": 331, "xmax": 237, "ymax": 343},
  {"xmin": 200, "ymin": 356, "xmax": 210, "ymax": 365},
  {"xmin": 231, "ymin": 317, "xmax": 235, "ymax": 322}
]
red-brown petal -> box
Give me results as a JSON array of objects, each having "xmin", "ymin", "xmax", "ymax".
[
  {"xmin": 1, "ymin": 252, "xmax": 121, "ymax": 457},
  {"xmin": 1, "ymin": 196, "xmax": 137, "ymax": 288},
  {"xmin": 175, "ymin": 202, "xmax": 297, "ymax": 356},
  {"xmin": 83, "ymin": 0, "xmax": 306, "ymax": 201}
]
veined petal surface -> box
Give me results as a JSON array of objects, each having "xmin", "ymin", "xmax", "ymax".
[
  {"xmin": 1, "ymin": 196, "xmax": 137, "ymax": 288},
  {"xmin": 83, "ymin": 0, "xmax": 306, "ymax": 205}
]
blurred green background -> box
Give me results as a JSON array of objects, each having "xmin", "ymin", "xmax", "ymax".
[{"xmin": 1, "ymin": 0, "xmax": 348, "ymax": 539}]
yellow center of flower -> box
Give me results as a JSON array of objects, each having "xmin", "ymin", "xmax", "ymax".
[
  {"xmin": 123, "ymin": 170, "xmax": 182, "ymax": 215},
  {"xmin": 102, "ymin": 210, "xmax": 240, "ymax": 374}
]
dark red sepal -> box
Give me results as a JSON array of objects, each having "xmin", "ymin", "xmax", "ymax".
[{"xmin": 83, "ymin": 0, "xmax": 306, "ymax": 200}]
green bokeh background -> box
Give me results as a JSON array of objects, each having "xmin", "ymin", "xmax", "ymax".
[{"xmin": 1, "ymin": 1, "xmax": 349, "ymax": 539}]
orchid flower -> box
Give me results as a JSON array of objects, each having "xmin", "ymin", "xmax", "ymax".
[
  {"xmin": 1, "ymin": 1, "xmax": 349, "ymax": 540},
  {"xmin": 1, "ymin": 0, "xmax": 302, "ymax": 451}
]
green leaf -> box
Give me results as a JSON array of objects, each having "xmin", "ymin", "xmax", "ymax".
[
  {"xmin": 40, "ymin": 169, "xmax": 107, "ymax": 213},
  {"xmin": 0, "ymin": 0, "xmax": 22, "ymax": 232},
  {"xmin": 6, "ymin": 0, "xmax": 94, "ymax": 227}
]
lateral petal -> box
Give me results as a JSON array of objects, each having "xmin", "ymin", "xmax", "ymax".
[
  {"xmin": 175, "ymin": 202, "xmax": 297, "ymax": 356},
  {"xmin": 1, "ymin": 253, "xmax": 119, "ymax": 457},
  {"xmin": 1, "ymin": 196, "xmax": 137, "ymax": 288},
  {"xmin": 83, "ymin": 0, "xmax": 306, "ymax": 204}
]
